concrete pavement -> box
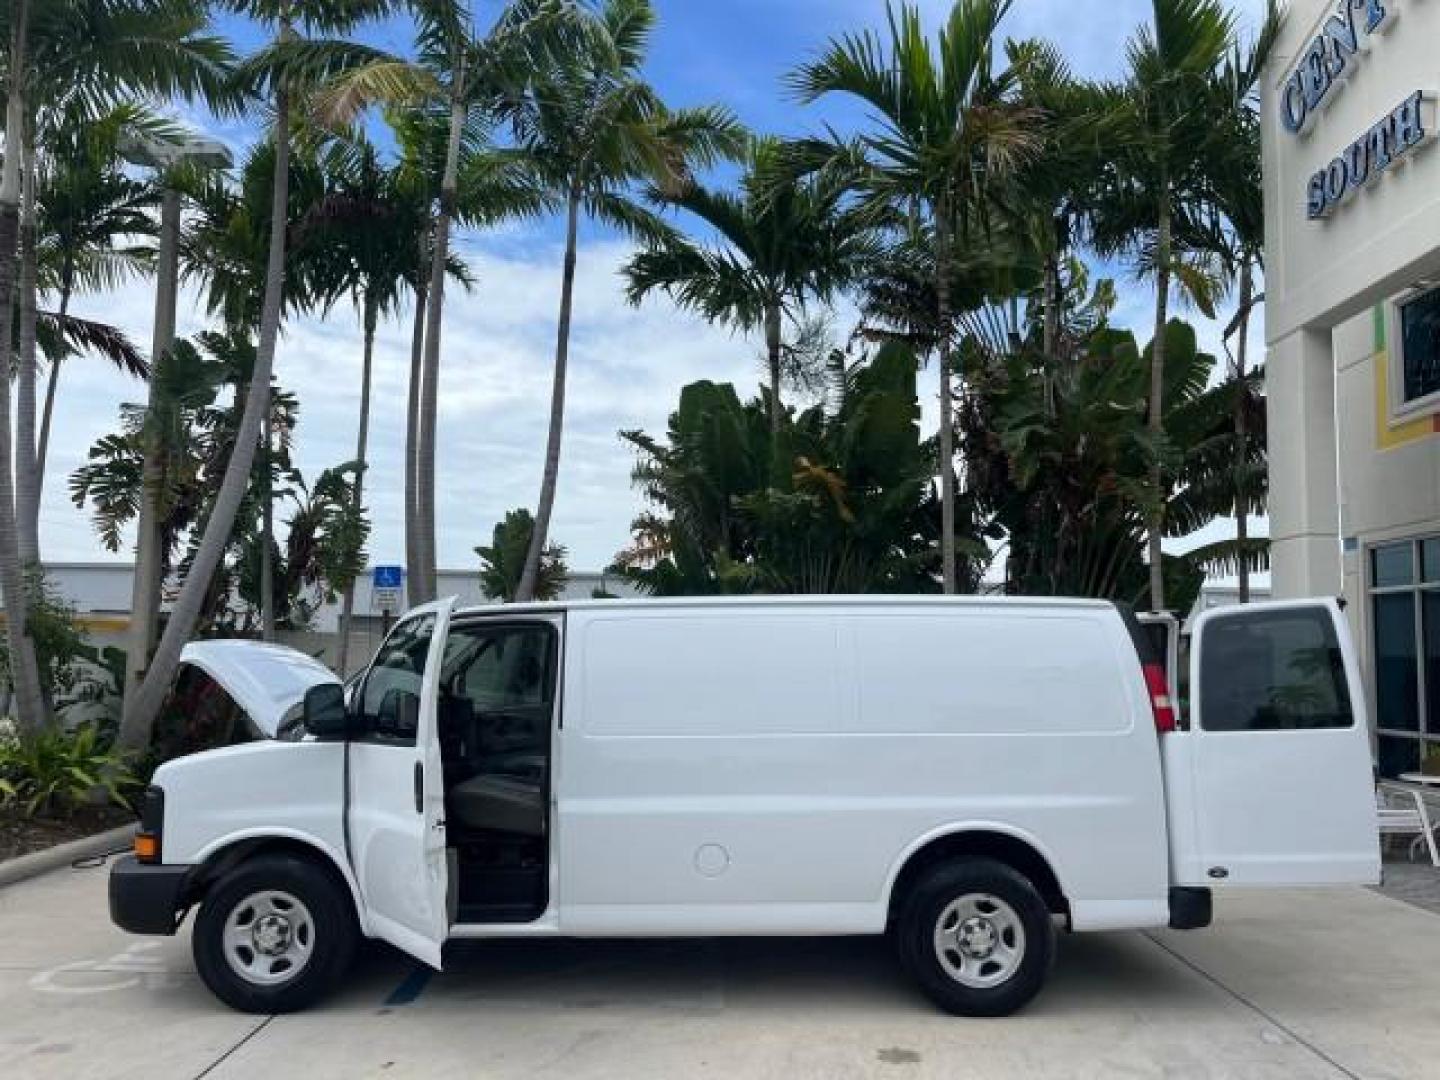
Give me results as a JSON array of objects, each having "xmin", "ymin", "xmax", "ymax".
[{"xmin": 3, "ymin": 863, "xmax": 1439, "ymax": 1079}]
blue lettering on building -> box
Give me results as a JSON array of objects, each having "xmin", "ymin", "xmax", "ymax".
[
  {"xmin": 1307, "ymin": 91, "xmax": 1430, "ymax": 219},
  {"xmin": 1281, "ymin": 0, "xmax": 1392, "ymax": 135}
]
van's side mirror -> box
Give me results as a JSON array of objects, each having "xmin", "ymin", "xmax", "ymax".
[{"xmin": 303, "ymin": 683, "xmax": 349, "ymax": 738}]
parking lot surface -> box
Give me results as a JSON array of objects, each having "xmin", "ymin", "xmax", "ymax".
[{"xmin": 3, "ymin": 863, "xmax": 1440, "ymax": 1079}]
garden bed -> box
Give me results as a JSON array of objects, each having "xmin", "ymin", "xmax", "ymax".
[{"xmin": 0, "ymin": 805, "xmax": 135, "ymax": 864}]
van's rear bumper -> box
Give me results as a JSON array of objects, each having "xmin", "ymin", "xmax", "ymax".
[
  {"xmin": 1167, "ymin": 886, "xmax": 1213, "ymax": 930},
  {"xmin": 109, "ymin": 856, "xmax": 192, "ymax": 935}
]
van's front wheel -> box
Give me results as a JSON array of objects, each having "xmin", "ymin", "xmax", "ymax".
[
  {"xmin": 193, "ymin": 854, "xmax": 357, "ymax": 1014},
  {"xmin": 895, "ymin": 859, "xmax": 1054, "ymax": 1017}
]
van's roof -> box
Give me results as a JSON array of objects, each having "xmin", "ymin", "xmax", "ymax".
[{"xmin": 451, "ymin": 595, "xmax": 1119, "ymax": 619}]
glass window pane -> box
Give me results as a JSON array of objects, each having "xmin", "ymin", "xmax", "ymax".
[
  {"xmin": 359, "ymin": 613, "xmax": 434, "ymax": 740},
  {"xmin": 1375, "ymin": 593, "xmax": 1420, "ymax": 732},
  {"xmin": 1377, "ymin": 735, "xmax": 1421, "ymax": 779},
  {"xmin": 1427, "ymin": 593, "xmax": 1440, "ymax": 737},
  {"xmin": 1199, "ymin": 608, "xmax": 1353, "ymax": 732},
  {"xmin": 1400, "ymin": 288, "xmax": 1440, "ymax": 403},
  {"xmin": 1424, "ymin": 538, "xmax": 1440, "ymax": 583},
  {"xmin": 1373, "ymin": 543, "xmax": 1415, "ymax": 588}
]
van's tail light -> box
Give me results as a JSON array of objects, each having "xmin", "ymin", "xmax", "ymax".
[{"xmin": 1143, "ymin": 663, "xmax": 1177, "ymax": 735}]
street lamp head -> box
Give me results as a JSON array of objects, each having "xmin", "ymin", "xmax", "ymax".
[{"xmin": 120, "ymin": 133, "xmax": 232, "ymax": 171}]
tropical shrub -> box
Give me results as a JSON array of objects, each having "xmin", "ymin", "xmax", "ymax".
[
  {"xmin": 614, "ymin": 342, "xmax": 979, "ymax": 594},
  {"xmin": 0, "ymin": 570, "xmax": 88, "ymax": 701},
  {"xmin": 0, "ymin": 726, "xmax": 136, "ymax": 818},
  {"xmin": 965, "ymin": 317, "xmax": 1267, "ymax": 611},
  {"xmin": 477, "ymin": 510, "xmax": 569, "ymax": 602}
]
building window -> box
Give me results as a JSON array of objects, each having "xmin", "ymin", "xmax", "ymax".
[
  {"xmin": 1372, "ymin": 537, "xmax": 1440, "ymax": 776},
  {"xmin": 1398, "ymin": 286, "xmax": 1440, "ymax": 407}
]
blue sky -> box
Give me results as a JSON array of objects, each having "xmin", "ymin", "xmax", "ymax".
[{"xmin": 50, "ymin": 0, "xmax": 1270, "ymax": 586}]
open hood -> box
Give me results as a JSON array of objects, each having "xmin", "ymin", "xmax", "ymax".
[{"xmin": 179, "ymin": 640, "xmax": 340, "ymax": 738}]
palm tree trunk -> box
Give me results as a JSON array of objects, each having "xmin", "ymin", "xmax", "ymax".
[
  {"xmin": 765, "ymin": 302, "xmax": 783, "ymax": 437},
  {"xmin": 337, "ymin": 299, "xmax": 376, "ymax": 676},
  {"xmin": 260, "ymin": 406, "xmax": 275, "ymax": 641},
  {"xmin": 415, "ymin": 53, "xmax": 467, "ymax": 606},
  {"xmin": 934, "ymin": 208, "xmax": 958, "ymax": 595},
  {"xmin": 16, "ymin": 137, "xmax": 40, "ymax": 566},
  {"xmin": 1147, "ymin": 188, "xmax": 1172, "ymax": 612},
  {"xmin": 1042, "ymin": 248, "xmax": 1061, "ymax": 364},
  {"xmin": 122, "ymin": 183, "xmax": 180, "ymax": 722},
  {"xmin": 404, "ymin": 262, "xmax": 428, "ymax": 604},
  {"xmin": 36, "ymin": 278, "xmax": 72, "ymax": 489},
  {"xmin": 0, "ymin": 0, "xmax": 48, "ymax": 739},
  {"xmin": 1234, "ymin": 259, "xmax": 1252, "ymax": 605},
  {"xmin": 120, "ymin": 58, "xmax": 292, "ymax": 753},
  {"xmin": 516, "ymin": 185, "xmax": 581, "ymax": 603}
]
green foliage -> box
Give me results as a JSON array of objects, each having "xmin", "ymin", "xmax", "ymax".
[
  {"xmin": 0, "ymin": 571, "xmax": 88, "ymax": 699},
  {"xmin": 0, "ymin": 726, "xmax": 136, "ymax": 819},
  {"xmin": 476, "ymin": 509, "xmax": 569, "ymax": 602},
  {"xmin": 616, "ymin": 342, "xmax": 968, "ymax": 595},
  {"xmin": 966, "ymin": 316, "xmax": 1266, "ymax": 609}
]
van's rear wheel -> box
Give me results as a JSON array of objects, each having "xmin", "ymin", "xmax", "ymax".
[
  {"xmin": 895, "ymin": 859, "xmax": 1054, "ymax": 1017},
  {"xmin": 193, "ymin": 854, "xmax": 356, "ymax": 1014}
]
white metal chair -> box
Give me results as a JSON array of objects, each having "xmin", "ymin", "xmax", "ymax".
[{"xmin": 1377, "ymin": 781, "xmax": 1440, "ymax": 867}]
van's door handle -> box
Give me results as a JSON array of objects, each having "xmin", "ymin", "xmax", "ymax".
[{"xmin": 413, "ymin": 762, "xmax": 423, "ymax": 815}]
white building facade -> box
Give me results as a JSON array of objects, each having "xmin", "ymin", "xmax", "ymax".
[{"xmin": 1263, "ymin": 0, "xmax": 1440, "ymax": 775}]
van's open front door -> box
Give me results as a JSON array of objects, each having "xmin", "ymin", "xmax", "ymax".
[
  {"xmin": 346, "ymin": 598, "xmax": 456, "ymax": 967},
  {"xmin": 1175, "ymin": 599, "xmax": 1379, "ymax": 888}
]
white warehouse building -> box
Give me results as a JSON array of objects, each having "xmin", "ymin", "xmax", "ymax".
[{"xmin": 1263, "ymin": 0, "xmax": 1440, "ymax": 775}]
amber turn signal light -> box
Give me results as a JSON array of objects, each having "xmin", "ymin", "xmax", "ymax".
[{"xmin": 134, "ymin": 833, "xmax": 159, "ymax": 863}]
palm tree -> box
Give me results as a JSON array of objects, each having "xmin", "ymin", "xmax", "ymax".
[
  {"xmin": 1203, "ymin": 24, "xmax": 1273, "ymax": 604},
  {"xmin": 624, "ymin": 137, "xmax": 875, "ymax": 450},
  {"xmin": 0, "ymin": 0, "xmax": 232, "ymax": 736},
  {"xmin": 790, "ymin": 0, "xmax": 1043, "ymax": 594},
  {"xmin": 1091, "ymin": 0, "xmax": 1277, "ymax": 611},
  {"xmin": 36, "ymin": 105, "xmax": 159, "ymax": 484},
  {"xmin": 316, "ymin": 0, "xmax": 574, "ymax": 604},
  {"xmin": 299, "ymin": 137, "xmax": 484, "ymax": 672},
  {"xmin": 505, "ymin": 0, "xmax": 745, "ymax": 603},
  {"xmin": 0, "ymin": 0, "xmax": 47, "ymax": 735},
  {"xmin": 119, "ymin": 0, "xmax": 395, "ymax": 753}
]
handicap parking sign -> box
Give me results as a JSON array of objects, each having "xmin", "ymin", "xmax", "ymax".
[{"xmin": 372, "ymin": 565, "xmax": 403, "ymax": 590}]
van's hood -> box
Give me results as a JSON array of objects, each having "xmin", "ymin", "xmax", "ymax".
[{"xmin": 179, "ymin": 640, "xmax": 340, "ymax": 738}]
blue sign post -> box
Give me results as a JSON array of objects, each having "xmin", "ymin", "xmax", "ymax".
[{"xmin": 372, "ymin": 565, "xmax": 404, "ymax": 632}]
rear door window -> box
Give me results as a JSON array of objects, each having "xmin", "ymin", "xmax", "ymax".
[{"xmin": 1198, "ymin": 608, "xmax": 1354, "ymax": 732}]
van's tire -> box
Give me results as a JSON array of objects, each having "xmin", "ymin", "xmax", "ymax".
[
  {"xmin": 192, "ymin": 853, "xmax": 357, "ymax": 1014},
  {"xmin": 894, "ymin": 858, "xmax": 1054, "ymax": 1017}
]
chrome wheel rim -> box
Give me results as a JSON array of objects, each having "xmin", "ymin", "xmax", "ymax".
[
  {"xmin": 932, "ymin": 892, "xmax": 1026, "ymax": 989},
  {"xmin": 222, "ymin": 889, "xmax": 315, "ymax": 987}
]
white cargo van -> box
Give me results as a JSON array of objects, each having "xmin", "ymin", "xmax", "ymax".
[{"xmin": 110, "ymin": 596, "xmax": 1380, "ymax": 1016}]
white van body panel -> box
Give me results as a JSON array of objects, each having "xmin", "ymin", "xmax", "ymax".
[
  {"xmin": 152, "ymin": 741, "xmax": 368, "ymax": 933},
  {"xmin": 557, "ymin": 599, "xmax": 1171, "ymax": 935}
]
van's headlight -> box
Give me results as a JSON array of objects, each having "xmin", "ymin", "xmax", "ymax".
[{"xmin": 134, "ymin": 785, "xmax": 164, "ymax": 864}]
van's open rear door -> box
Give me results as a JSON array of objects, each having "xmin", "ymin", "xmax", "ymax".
[{"xmin": 1166, "ymin": 599, "xmax": 1379, "ymax": 888}]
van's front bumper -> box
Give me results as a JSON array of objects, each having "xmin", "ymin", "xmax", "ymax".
[{"xmin": 109, "ymin": 856, "xmax": 192, "ymax": 935}]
